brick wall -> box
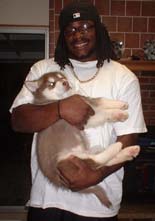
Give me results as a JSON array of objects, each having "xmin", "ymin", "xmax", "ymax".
[{"xmin": 49, "ymin": 0, "xmax": 155, "ymax": 126}]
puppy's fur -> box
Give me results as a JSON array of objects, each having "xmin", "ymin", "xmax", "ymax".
[{"xmin": 25, "ymin": 72, "xmax": 140, "ymax": 207}]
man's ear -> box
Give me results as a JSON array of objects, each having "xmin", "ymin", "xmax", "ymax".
[{"xmin": 24, "ymin": 80, "xmax": 39, "ymax": 92}]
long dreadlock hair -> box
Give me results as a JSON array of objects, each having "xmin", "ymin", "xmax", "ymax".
[{"xmin": 54, "ymin": 20, "xmax": 116, "ymax": 70}]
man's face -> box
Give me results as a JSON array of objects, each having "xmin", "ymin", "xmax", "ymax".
[{"xmin": 64, "ymin": 20, "xmax": 97, "ymax": 62}]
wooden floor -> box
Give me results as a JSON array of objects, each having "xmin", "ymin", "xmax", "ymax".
[
  {"xmin": 119, "ymin": 202, "xmax": 155, "ymax": 220},
  {"xmin": 0, "ymin": 202, "xmax": 155, "ymax": 221}
]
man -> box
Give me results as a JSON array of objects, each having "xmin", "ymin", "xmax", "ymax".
[{"xmin": 11, "ymin": 2, "xmax": 147, "ymax": 221}]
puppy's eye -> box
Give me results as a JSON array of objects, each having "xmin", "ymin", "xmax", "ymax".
[{"xmin": 48, "ymin": 81, "xmax": 56, "ymax": 87}]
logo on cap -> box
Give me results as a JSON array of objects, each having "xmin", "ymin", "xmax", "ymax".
[{"xmin": 73, "ymin": 12, "xmax": 80, "ymax": 19}]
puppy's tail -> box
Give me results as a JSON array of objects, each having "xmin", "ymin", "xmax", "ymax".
[{"xmin": 81, "ymin": 185, "xmax": 112, "ymax": 208}]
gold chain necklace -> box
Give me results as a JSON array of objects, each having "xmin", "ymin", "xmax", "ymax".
[{"xmin": 69, "ymin": 66, "xmax": 100, "ymax": 83}]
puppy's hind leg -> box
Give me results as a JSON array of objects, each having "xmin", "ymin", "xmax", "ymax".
[
  {"xmin": 106, "ymin": 145, "xmax": 140, "ymax": 166},
  {"xmin": 89, "ymin": 142, "xmax": 123, "ymax": 168},
  {"xmin": 76, "ymin": 142, "xmax": 123, "ymax": 169}
]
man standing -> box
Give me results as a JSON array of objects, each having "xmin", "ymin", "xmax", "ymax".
[{"xmin": 11, "ymin": 2, "xmax": 147, "ymax": 221}]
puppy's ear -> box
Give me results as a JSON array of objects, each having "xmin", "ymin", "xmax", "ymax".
[{"xmin": 24, "ymin": 80, "xmax": 39, "ymax": 92}]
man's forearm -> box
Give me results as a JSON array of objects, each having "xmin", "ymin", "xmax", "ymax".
[
  {"xmin": 11, "ymin": 95, "xmax": 94, "ymax": 134},
  {"xmin": 11, "ymin": 102, "xmax": 59, "ymax": 133}
]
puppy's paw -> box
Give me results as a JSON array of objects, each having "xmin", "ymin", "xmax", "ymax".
[
  {"xmin": 110, "ymin": 111, "xmax": 129, "ymax": 122},
  {"xmin": 106, "ymin": 145, "xmax": 140, "ymax": 166}
]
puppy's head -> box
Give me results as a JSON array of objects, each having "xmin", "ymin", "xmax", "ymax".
[{"xmin": 25, "ymin": 72, "xmax": 71, "ymax": 102}]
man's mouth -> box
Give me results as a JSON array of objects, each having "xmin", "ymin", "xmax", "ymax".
[{"xmin": 73, "ymin": 41, "xmax": 88, "ymax": 49}]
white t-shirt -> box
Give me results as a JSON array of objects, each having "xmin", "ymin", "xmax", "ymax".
[{"xmin": 11, "ymin": 58, "xmax": 147, "ymax": 217}]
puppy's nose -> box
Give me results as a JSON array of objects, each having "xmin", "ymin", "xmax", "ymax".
[
  {"xmin": 62, "ymin": 81, "xmax": 68, "ymax": 86},
  {"xmin": 62, "ymin": 80, "xmax": 70, "ymax": 90}
]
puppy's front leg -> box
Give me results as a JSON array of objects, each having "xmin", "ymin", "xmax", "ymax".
[
  {"xmin": 84, "ymin": 97, "xmax": 128, "ymax": 110},
  {"xmin": 83, "ymin": 97, "xmax": 129, "ymax": 128}
]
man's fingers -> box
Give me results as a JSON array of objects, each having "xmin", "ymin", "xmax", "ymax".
[
  {"xmin": 57, "ymin": 169, "xmax": 71, "ymax": 187},
  {"xmin": 68, "ymin": 156, "xmax": 87, "ymax": 170}
]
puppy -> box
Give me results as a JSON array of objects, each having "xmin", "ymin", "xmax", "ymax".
[{"xmin": 25, "ymin": 71, "xmax": 140, "ymax": 207}]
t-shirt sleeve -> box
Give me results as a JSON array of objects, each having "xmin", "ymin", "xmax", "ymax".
[
  {"xmin": 114, "ymin": 73, "xmax": 147, "ymax": 136},
  {"xmin": 10, "ymin": 62, "xmax": 42, "ymax": 112}
]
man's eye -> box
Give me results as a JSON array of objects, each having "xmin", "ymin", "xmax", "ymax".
[
  {"xmin": 82, "ymin": 24, "xmax": 88, "ymax": 29},
  {"xmin": 65, "ymin": 27, "xmax": 76, "ymax": 34},
  {"xmin": 71, "ymin": 28, "xmax": 76, "ymax": 32}
]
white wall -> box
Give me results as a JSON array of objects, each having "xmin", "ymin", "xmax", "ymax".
[{"xmin": 0, "ymin": 0, "xmax": 49, "ymax": 26}]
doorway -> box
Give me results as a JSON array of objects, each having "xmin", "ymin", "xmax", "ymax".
[{"xmin": 0, "ymin": 28, "xmax": 49, "ymax": 205}]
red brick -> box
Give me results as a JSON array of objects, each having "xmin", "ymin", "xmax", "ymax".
[
  {"xmin": 49, "ymin": 9, "xmax": 54, "ymax": 21},
  {"xmin": 95, "ymin": 0, "xmax": 110, "ymax": 15},
  {"xmin": 55, "ymin": 15, "xmax": 59, "ymax": 31},
  {"xmin": 102, "ymin": 16, "xmax": 117, "ymax": 32},
  {"xmin": 49, "ymin": 31, "xmax": 54, "ymax": 43},
  {"xmin": 49, "ymin": 0, "xmax": 54, "ymax": 8},
  {"xmin": 142, "ymin": 98, "xmax": 154, "ymax": 105},
  {"xmin": 142, "ymin": 1, "xmax": 155, "ymax": 16},
  {"xmin": 139, "ymin": 77, "xmax": 150, "ymax": 84},
  {"xmin": 141, "ymin": 84, "xmax": 155, "ymax": 91},
  {"xmin": 126, "ymin": 1, "xmax": 141, "ymax": 16},
  {"xmin": 141, "ymin": 71, "xmax": 155, "ymax": 77},
  {"xmin": 142, "ymin": 105, "xmax": 150, "ymax": 111},
  {"xmin": 144, "ymin": 111, "xmax": 155, "ymax": 118},
  {"xmin": 118, "ymin": 17, "xmax": 132, "ymax": 32},
  {"xmin": 55, "ymin": 0, "xmax": 62, "ymax": 14},
  {"xmin": 149, "ymin": 77, "xmax": 155, "ymax": 84},
  {"xmin": 64, "ymin": 0, "xmax": 94, "ymax": 5},
  {"xmin": 111, "ymin": 1, "xmax": 125, "ymax": 16},
  {"xmin": 49, "ymin": 20, "xmax": 54, "ymax": 31},
  {"xmin": 133, "ymin": 17, "xmax": 147, "ymax": 33},
  {"xmin": 142, "ymin": 104, "xmax": 150, "ymax": 111},
  {"xmin": 55, "ymin": 31, "xmax": 60, "ymax": 44},
  {"xmin": 125, "ymin": 33, "xmax": 139, "ymax": 48},
  {"xmin": 63, "ymin": 0, "xmax": 72, "ymax": 7},
  {"xmin": 150, "ymin": 105, "xmax": 155, "ymax": 111},
  {"xmin": 148, "ymin": 18, "xmax": 155, "ymax": 33},
  {"xmin": 150, "ymin": 91, "xmax": 155, "ymax": 97},
  {"xmin": 150, "ymin": 119, "xmax": 155, "ymax": 125},
  {"xmin": 49, "ymin": 43, "xmax": 55, "ymax": 57},
  {"xmin": 144, "ymin": 118, "xmax": 150, "ymax": 125},
  {"xmin": 110, "ymin": 33, "xmax": 124, "ymax": 44},
  {"xmin": 141, "ymin": 91, "xmax": 150, "ymax": 98}
]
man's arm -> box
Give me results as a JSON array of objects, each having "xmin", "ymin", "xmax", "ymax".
[
  {"xmin": 58, "ymin": 133, "xmax": 138, "ymax": 191},
  {"xmin": 11, "ymin": 95, "xmax": 94, "ymax": 133},
  {"xmin": 11, "ymin": 102, "xmax": 60, "ymax": 133}
]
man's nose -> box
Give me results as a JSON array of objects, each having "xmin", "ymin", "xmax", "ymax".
[{"xmin": 72, "ymin": 29, "xmax": 84, "ymax": 39}]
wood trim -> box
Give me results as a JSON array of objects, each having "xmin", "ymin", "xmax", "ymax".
[
  {"xmin": 119, "ymin": 60, "xmax": 155, "ymax": 72},
  {"xmin": 0, "ymin": 24, "xmax": 49, "ymax": 28}
]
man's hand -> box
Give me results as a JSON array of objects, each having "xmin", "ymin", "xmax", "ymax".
[
  {"xmin": 57, "ymin": 156, "xmax": 104, "ymax": 191},
  {"xmin": 59, "ymin": 95, "xmax": 94, "ymax": 130}
]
